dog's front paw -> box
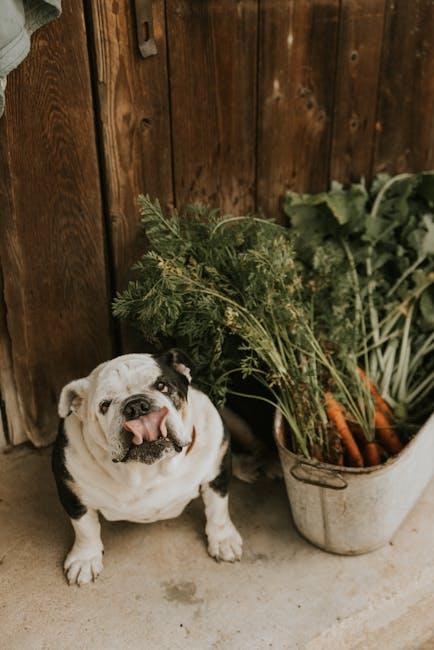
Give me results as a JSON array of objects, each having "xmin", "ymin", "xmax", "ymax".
[
  {"xmin": 207, "ymin": 522, "xmax": 243, "ymax": 563},
  {"xmin": 64, "ymin": 547, "xmax": 103, "ymax": 585}
]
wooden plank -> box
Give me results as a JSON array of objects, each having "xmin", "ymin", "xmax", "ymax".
[
  {"xmin": 373, "ymin": 0, "xmax": 434, "ymax": 174},
  {"xmin": 166, "ymin": 0, "xmax": 258, "ymax": 213},
  {"xmin": 330, "ymin": 0, "xmax": 386, "ymax": 184},
  {"xmin": 89, "ymin": 0, "xmax": 173, "ymax": 301},
  {"xmin": 257, "ymin": 0, "xmax": 340, "ymax": 218},
  {"xmin": 0, "ymin": 407, "xmax": 6, "ymax": 448},
  {"xmin": 0, "ymin": 264, "xmax": 26, "ymax": 445},
  {"xmin": 0, "ymin": 4, "xmax": 113, "ymax": 446},
  {"xmin": 0, "ymin": 285, "xmax": 9, "ymax": 447}
]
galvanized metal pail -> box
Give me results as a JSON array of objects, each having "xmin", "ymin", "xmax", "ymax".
[{"xmin": 274, "ymin": 410, "xmax": 434, "ymax": 555}]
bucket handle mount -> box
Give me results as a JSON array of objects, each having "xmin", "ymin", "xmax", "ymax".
[{"xmin": 290, "ymin": 460, "xmax": 348, "ymax": 490}]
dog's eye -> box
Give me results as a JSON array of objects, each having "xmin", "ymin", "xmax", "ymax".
[
  {"xmin": 156, "ymin": 381, "xmax": 168, "ymax": 393},
  {"xmin": 99, "ymin": 400, "xmax": 112, "ymax": 414}
]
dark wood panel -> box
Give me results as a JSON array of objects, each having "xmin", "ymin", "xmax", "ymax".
[
  {"xmin": 0, "ymin": 405, "xmax": 6, "ymax": 447},
  {"xmin": 257, "ymin": 0, "xmax": 340, "ymax": 218},
  {"xmin": 330, "ymin": 0, "xmax": 386, "ymax": 184},
  {"xmin": 373, "ymin": 0, "xmax": 434, "ymax": 174},
  {"xmin": 166, "ymin": 0, "xmax": 258, "ymax": 213},
  {"xmin": 0, "ymin": 4, "xmax": 113, "ymax": 445},
  {"xmin": 90, "ymin": 0, "xmax": 173, "ymax": 299},
  {"xmin": 0, "ymin": 193, "xmax": 26, "ymax": 445}
]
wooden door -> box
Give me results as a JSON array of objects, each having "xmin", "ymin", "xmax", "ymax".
[
  {"xmin": 1, "ymin": 0, "xmax": 433, "ymax": 446},
  {"xmin": 0, "ymin": 3, "xmax": 113, "ymax": 445}
]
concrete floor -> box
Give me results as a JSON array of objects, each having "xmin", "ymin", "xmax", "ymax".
[{"xmin": 1, "ymin": 446, "xmax": 434, "ymax": 650}]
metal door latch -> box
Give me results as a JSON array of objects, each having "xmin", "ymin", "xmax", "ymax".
[{"xmin": 134, "ymin": 0, "xmax": 157, "ymax": 59}]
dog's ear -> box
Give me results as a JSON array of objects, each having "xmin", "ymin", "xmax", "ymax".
[
  {"xmin": 157, "ymin": 349, "xmax": 192, "ymax": 383},
  {"xmin": 58, "ymin": 377, "xmax": 90, "ymax": 419}
]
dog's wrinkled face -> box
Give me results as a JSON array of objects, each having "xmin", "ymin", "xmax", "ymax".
[{"xmin": 58, "ymin": 351, "xmax": 192, "ymax": 464}]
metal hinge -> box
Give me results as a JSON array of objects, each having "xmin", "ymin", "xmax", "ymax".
[{"xmin": 134, "ymin": 0, "xmax": 157, "ymax": 59}]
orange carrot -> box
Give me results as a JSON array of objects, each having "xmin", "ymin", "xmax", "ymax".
[
  {"xmin": 357, "ymin": 367, "xmax": 391, "ymax": 416},
  {"xmin": 364, "ymin": 441, "xmax": 381, "ymax": 467},
  {"xmin": 374, "ymin": 411, "xmax": 403, "ymax": 456},
  {"xmin": 347, "ymin": 418, "xmax": 381, "ymax": 466},
  {"xmin": 325, "ymin": 393, "xmax": 364, "ymax": 467},
  {"xmin": 346, "ymin": 419, "xmax": 365, "ymax": 445},
  {"xmin": 357, "ymin": 368, "xmax": 403, "ymax": 456},
  {"xmin": 375, "ymin": 442, "xmax": 389, "ymax": 463}
]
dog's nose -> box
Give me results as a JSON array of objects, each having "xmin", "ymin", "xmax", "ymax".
[{"xmin": 123, "ymin": 395, "xmax": 151, "ymax": 420}]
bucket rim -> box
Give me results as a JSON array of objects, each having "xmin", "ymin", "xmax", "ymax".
[{"xmin": 273, "ymin": 408, "xmax": 434, "ymax": 477}]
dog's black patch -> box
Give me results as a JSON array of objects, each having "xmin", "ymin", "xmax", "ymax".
[
  {"xmin": 154, "ymin": 349, "xmax": 190, "ymax": 408},
  {"xmin": 210, "ymin": 442, "xmax": 232, "ymax": 497},
  {"xmin": 51, "ymin": 419, "xmax": 87, "ymax": 519}
]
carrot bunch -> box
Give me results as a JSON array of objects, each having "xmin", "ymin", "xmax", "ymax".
[
  {"xmin": 357, "ymin": 368, "xmax": 403, "ymax": 457},
  {"xmin": 324, "ymin": 370, "xmax": 404, "ymax": 468},
  {"xmin": 325, "ymin": 393, "xmax": 364, "ymax": 467}
]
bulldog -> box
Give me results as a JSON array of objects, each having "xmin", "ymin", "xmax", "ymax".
[{"xmin": 52, "ymin": 350, "xmax": 242, "ymax": 585}]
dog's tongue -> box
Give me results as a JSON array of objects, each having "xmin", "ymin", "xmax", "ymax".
[{"xmin": 123, "ymin": 407, "xmax": 169, "ymax": 445}]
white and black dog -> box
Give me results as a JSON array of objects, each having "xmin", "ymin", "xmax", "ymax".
[{"xmin": 52, "ymin": 350, "xmax": 242, "ymax": 585}]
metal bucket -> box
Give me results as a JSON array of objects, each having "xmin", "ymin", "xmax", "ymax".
[{"xmin": 274, "ymin": 410, "xmax": 434, "ymax": 555}]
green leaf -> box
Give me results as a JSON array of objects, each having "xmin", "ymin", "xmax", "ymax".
[
  {"xmin": 420, "ymin": 288, "xmax": 434, "ymax": 328},
  {"xmin": 370, "ymin": 173, "xmax": 391, "ymax": 197},
  {"xmin": 421, "ymin": 214, "xmax": 434, "ymax": 256},
  {"xmin": 364, "ymin": 214, "xmax": 394, "ymax": 242},
  {"xmin": 285, "ymin": 182, "xmax": 368, "ymax": 228},
  {"xmin": 418, "ymin": 172, "xmax": 434, "ymax": 208}
]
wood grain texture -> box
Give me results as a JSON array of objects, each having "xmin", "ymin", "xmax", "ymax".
[
  {"xmin": 166, "ymin": 0, "xmax": 258, "ymax": 213},
  {"xmin": 257, "ymin": 0, "xmax": 340, "ymax": 218},
  {"xmin": 0, "ymin": 4, "xmax": 113, "ymax": 445},
  {"xmin": 0, "ymin": 408, "xmax": 6, "ymax": 448},
  {"xmin": 373, "ymin": 0, "xmax": 434, "ymax": 174},
  {"xmin": 0, "ymin": 262, "xmax": 26, "ymax": 445},
  {"xmin": 330, "ymin": 0, "xmax": 386, "ymax": 184},
  {"xmin": 0, "ymin": 266, "xmax": 14, "ymax": 447},
  {"xmin": 2, "ymin": 0, "xmax": 434, "ymax": 447},
  {"xmin": 89, "ymin": 0, "xmax": 173, "ymax": 300}
]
